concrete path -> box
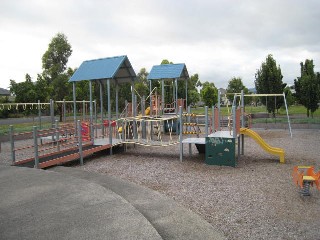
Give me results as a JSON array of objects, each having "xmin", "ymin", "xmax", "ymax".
[{"xmin": 0, "ymin": 165, "xmax": 226, "ymax": 240}]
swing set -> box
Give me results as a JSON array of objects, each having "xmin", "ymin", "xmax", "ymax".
[{"xmin": 233, "ymin": 93, "xmax": 292, "ymax": 137}]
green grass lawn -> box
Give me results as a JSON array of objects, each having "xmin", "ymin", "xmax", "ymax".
[
  {"xmin": 191, "ymin": 105, "xmax": 320, "ymax": 116},
  {"xmin": 1, "ymin": 105, "xmax": 319, "ymax": 135},
  {"xmin": 0, "ymin": 122, "xmax": 52, "ymax": 136}
]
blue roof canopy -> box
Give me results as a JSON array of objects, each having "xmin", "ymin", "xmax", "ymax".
[
  {"xmin": 69, "ymin": 55, "xmax": 136, "ymax": 83},
  {"xmin": 147, "ymin": 63, "xmax": 189, "ymax": 81}
]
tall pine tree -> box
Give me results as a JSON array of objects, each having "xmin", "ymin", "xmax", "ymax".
[{"xmin": 255, "ymin": 54, "xmax": 286, "ymax": 116}]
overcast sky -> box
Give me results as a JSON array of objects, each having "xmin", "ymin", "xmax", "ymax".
[{"xmin": 1, "ymin": 0, "xmax": 319, "ymax": 90}]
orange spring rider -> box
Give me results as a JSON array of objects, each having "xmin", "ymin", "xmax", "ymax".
[{"xmin": 292, "ymin": 166, "xmax": 320, "ymax": 196}]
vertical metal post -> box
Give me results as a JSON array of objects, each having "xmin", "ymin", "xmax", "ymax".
[
  {"xmin": 187, "ymin": 106, "xmax": 191, "ymax": 156},
  {"xmin": 125, "ymin": 100, "xmax": 128, "ymax": 118},
  {"xmin": 72, "ymin": 82, "xmax": 77, "ymax": 135},
  {"xmin": 100, "ymin": 81, "xmax": 104, "ymax": 138},
  {"xmin": 162, "ymin": 79, "xmax": 165, "ymax": 115},
  {"xmin": 50, "ymin": 99, "xmax": 54, "ymax": 128},
  {"xmin": 142, "ymin": 119, "xmax": 146, "ymax": 139},
  {"xmin": 55, "ymin": 120, "xmax": 60, "ymax": 152},
  {"xmin": 33, "ymin": 126, "xmax": 39, "ymax": 169},
  {"xmin": 141, "ymin": 96, "xmax": 145, "ymax": 116},
  {"xmin": 241, "ymin": 90, "xmax": 244, "ymax": 128},
  {"xmin": 116, "ymin": 80, "xmax": 119, "ymax": 119},
  {"xmin": 133, "ymin": 95, "xmax": 137, "ymax": 140},
  {"xmin": 131, "ymin": 80, "xmax": 135, "ymax": 116},
  {"xmin": 217, "ymin": 90, "xmax": 221, "ymax": 130},
  {"xmin": 149, "ymin": 81, "xmax": 152, "ymax": 117},
  {"xmin": 77, "ymin": 120, "xmax": 83, "ymax": 165},
  {"xmin": 94, "ymin": 100, "xmax": 98, "ymax": 138},
  {"xmin": 63, "ymin": 99, "xmax": 66, "ymax": 122},
  {"xmin": 212, "ymin": 106, "xmax": 215, "ymax": 133},
  {"xmin": 283, "ymin": 92, "xmax": 292, "ymax": 138},
  {"xmin": 175, "ymin": 78, "xmax": 178, "ymax": 113},
  {"xmin": 241, "ymin": 90, "xmax": 245, "ymax": 155},
  {"xmin": 185, "ymin": 78, "xmax": 188, "ymax": 109},
  {"xmin": 10, "ymin": 125, "xmax": 15, "ymax": 163},
  {"xmin": 205, "ymin": 106, "xmax": 208, "ymax": 137},
  {"xmin": 107, "ymin": 79, "xmax": 112, "ymax": 154},
  {"xmin": 82, "ymin": 100, "xmax": 85, "ymax": 120},
  {"xmin": 176, "ymin": 107, "xmax": 183, "ymax": 162},
  {"xmin": 89, "ymin": 80, "xmax": 94, "ymax": 141},
  {"xmin": 38, "ymin": 100, "xmax": 42, "ymax": 129},
  {"xmin": 232, "ymin": 105, "xmax": 236, "ymax": 138}
]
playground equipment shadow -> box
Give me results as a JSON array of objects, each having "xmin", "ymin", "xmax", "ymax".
[{"xmin": 0, "ymin": 165, "xmax": 226, "ymax": 240}]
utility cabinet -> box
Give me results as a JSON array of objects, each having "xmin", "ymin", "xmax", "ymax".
[{"xmin": 205, "ymin": 131, "xmax": 236, "ymax": 167}]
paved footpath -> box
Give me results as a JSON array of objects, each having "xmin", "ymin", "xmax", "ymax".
[{"xmin": 0, "ymin": 165, "xmax": 226, "ymax": 240}]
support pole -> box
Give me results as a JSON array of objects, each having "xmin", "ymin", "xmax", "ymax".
[
  {"xmin": 38, "ymin": 100, "xmax": 42, "ymax": 129},
  {"xmin": 185, "ymin": 78, "xmax": 188, "ymax": 109},
  {"xmin": 50, "ymin": 99, "xmax": 54, "ymax": 128},
  {"xmin": 162, "ymin": 79, "xmax": 165, "ymax": 115},
  {"xmin": 77, "ymin": 120, "xmax": 83, "ymax": 166},
  {"xmin": 141, "ymin": 96, "xmax": 145, "ymax": 116},
  {"xmin": 116, "ymin": 80, "xmax": 119, "ymax": 119},
  {"xmin": 107, "ymin": 79, "xmax": 112, "ymax": 154},
  {"xmin": 217, "ymin": 90, "xmax": 221, "ymax": 130},
  {"xmin": 149, "ymin": 81, "xmax": 152, "ymax": 117},
  {"xmin": 211, "ymin": 106, "xmax": 215, "ymax": 133},
  {"xmin": 82, "ymin": 100, "xmax": 85, "ymax": 121},
  {"xmin": 33, "ymin": 126, "xmax": 39, "ymax": 169},
  {"xmin": 72, "ymin": 82, "xmax": 77, "ymax": 135},
  {"xmin": 89, "ymin": 80, "xmax": 94, "ymax": 140},
  {"xmin": 94, "ymin": 100, "xmax": 97, "ymax": 138},
  {"xmin": 63, "ymin": 99, "xmax": 66, "ymax": 122},
  {"xmin": 100, "ymin": 81, "xmax": 104, "ymax": 138},
  {"xmin": 179, "ymin": 106, "xmax": 183, "ymax": 162},
  {"xmin": 283, "ymin": 92, "xmax": 292, "ymax": 138},
  {"xmin": 241, "ymin": 90, "xmax": 244, "ymax": 155},
  {"xmin": 133, "ymin": 95, "xmax": 137, "ymax": 139},
  {"xmin": 232, "ymin": 105, "xmax": 236, "ymax": 138},
  {"xmin": 188, "ymin": 106, "xmax": 191, "ymax": 156},
  {"xmin": 175, "ymin": 78, "xmax": 178, "ymax": 113},
  {"xmin": 205, "ymin": 106, "xmax": 208, "ymax": 136},
  {"xmin": 125, "ymin": 100, "xmax": 128, "ymax": 118},
  {"xmin": 55, "ymin": 120, "xmax": 60, "ymax": 152}
]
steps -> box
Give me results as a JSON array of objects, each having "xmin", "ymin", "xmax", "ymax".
[
  {"xmin": 51, "ymin": 167, "xmax": 226, "ymax": 240},
  {"xmin": 0, "ymin": 165, "xmax": 226, "ymax": 240}
]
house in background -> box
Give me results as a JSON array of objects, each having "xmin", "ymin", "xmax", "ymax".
[{"xmin": 0, "ymin": 88, "xmax": 10, "ymax": 97}]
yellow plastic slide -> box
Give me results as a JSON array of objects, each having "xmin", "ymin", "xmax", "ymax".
[{"xmin": 240, "ymin": 128, "xmax": 285, "ymax": 163}]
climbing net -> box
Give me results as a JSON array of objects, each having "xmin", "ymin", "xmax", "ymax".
[{"xmin": 117, "ymin": 115, "xmax": 180, "ymax": 147}]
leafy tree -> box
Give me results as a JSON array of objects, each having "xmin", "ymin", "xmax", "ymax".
[
  {"xmin": 42, "ymin": 33, "xmax": 72, "ymax": 84},
  {"xmin": 135, "ymin": 68, "xmax": 149, "ymax": 99},
  {"xmin": 200, "ymin": 81, "xmax": 218, "ymax": 107},
  {"xmin": 226, "ymin": 77, "xmax": 250, "ymax": 105},
  {"xmin": 294, "ymin": 59, "xmax": 319, "ymax": 117},
  {"xmin": 187, "ymin": 74, "xmax": 201, "ymax": 106},
  {"xmin": 34, "ymin": 74, "xmax": 50, "ymax": 102},
  {"xmin": 283, "ymin": 86, "xmax": 294, "ymax": 107},
  {"xmin": 9, "ymin": 74, "xmax": 38, "ymax": 115},
  {"xmin": 0, "ymin": 96, "xmax": 10, "ymax": 118},
  {"xmin": 161, "ymin": 59, "xmax": 173, "ymax": 64},
  {"xmin": 254, "ymin": 54, "xmax": 286, "ymax": 116},
  {"xmin": 10, "ymin": 74, "xmax": 37, "ymax": 103},
  {"xmin": 41, "ymin": 33, "xmax": 73, "ymax": 121}
]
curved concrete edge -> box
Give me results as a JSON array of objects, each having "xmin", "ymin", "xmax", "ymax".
[
  {"xmin": 52, "ymin": 166, "xmax": 227, "ymax": 240},
  {"xmin": 0, "ymin": 165, "xmax": 162, "ymax": 240}
]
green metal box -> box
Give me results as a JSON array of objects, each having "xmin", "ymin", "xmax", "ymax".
[{"xmin": 205, "ymin": 137, "xmax": 236, "ymax": 167}]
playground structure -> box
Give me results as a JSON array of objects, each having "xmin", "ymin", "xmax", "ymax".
[
  {"xmin": 292, "ymin": 166, "xmax": 320, "ymax": 196},
  {"xmin": 7, "ymin": 55, "xmax": 291, "ymax": 168}
]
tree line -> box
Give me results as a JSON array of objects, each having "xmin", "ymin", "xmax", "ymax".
[{"xmin": 1, "ymin": 33, "xmax": 320, "ymax": 118}]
